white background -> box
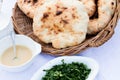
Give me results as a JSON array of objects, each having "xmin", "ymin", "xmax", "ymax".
[{"xmin": 0, "ymin": 0, "xmax": 120, "ymax": 80}]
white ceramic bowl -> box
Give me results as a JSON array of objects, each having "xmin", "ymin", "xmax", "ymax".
[
  {"xmin": 31, "ymin": 56, "xmax": 99, "ymax": 80},
  {"xmin": 0, "ymin": 35, "xmax": 41, "ymax": 72}
]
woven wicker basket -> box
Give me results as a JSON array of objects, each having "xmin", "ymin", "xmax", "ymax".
[{"xmin": 12, "ymin": 0, "xmax": 120, "ymax": 56}]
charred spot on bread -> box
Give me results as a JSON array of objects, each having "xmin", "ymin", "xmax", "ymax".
[
  {"xmin": 24, "ymin": 0, "xmax": 31, "ymax": 3},
  {"xmin": 43, "ymin": 13, "xmax": 49, "ymax": 19},
  {"xmin": 62, "ymin": 7, "xmax": 67, "ymax": 9},
  {"xmin": 62, "ymin": 20, "xmax": 68, "ymax": 24},
  {"xmin": 33, "ymin": 0, "xmax": 38, "ymax": 4},
  {"xmin": 111, "ymin": 2, "xmax": 114, "ymax": 5},
  {"xmin": 56, "ymin": 11, "xmax": 63, "ymax": 16},
  {"xmin": 26, "ymin": 12, "xmax": 30, "ymax": 15}
]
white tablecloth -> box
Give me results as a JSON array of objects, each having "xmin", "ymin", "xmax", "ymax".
[{"xmin": 0, "ymin": 0, "xmax": 120, "ymax": 80}]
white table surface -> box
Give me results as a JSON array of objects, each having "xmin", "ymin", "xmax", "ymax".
[{"xmin": 0, "ymin": 0, "xmax": 120, "ymax": 80}]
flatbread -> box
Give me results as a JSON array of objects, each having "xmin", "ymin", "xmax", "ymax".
[
  {"xmin": 17, "ymin": 0, "xmax": 96, "ymax": 18},
  {"xmin": 17, "ymin": 0, "xmax": 45, "ymax": 18},
  {"xmin": 33, "ymin": 0, "xmax": 89, "ymax": 48},
  {"xmin": 79, "ymin": 0, "xmax": 96, "ymax": 17},
  {"xmin": 88, "ymin": 0, "xmax": 116, "ymax": 34}
]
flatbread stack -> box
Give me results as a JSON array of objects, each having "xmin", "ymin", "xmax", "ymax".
[{"xmin": 17, "ymin": 0, "xmax": 117, "ymax": 49}]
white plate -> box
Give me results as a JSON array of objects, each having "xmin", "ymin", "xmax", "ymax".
[{"xmin": 31, "ymin": 56, "xmax": 99, "ymax": 80}]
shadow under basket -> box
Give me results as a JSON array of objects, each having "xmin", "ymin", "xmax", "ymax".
[{"xmin": 12, "ymin": 1, "xmax": 120, "ymax": 56}]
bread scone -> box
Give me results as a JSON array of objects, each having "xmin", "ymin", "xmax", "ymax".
[
  {"xmin": 33, "ymin": 0, "xmax": 89, "ymax": 48},
  {"xmin": 88, "ymin": 0, "xmax": 116, "ymax": 34},
  {"xmin": 17, "ymin": 0, "xmax": 45, "ymax": 18},
  {"xmin": 79, "ymin": 0, "xmax": 96, "ymax": 17}
]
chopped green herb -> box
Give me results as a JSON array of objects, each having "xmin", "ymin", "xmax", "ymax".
[{"xmin": 42, "ymin": 59, "xmax": 91, "ymax": 80}]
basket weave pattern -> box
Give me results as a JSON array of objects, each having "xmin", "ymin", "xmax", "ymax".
[{"xmin": 12, "ymin": 0, "xmax": 120, "ymax": 56}]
